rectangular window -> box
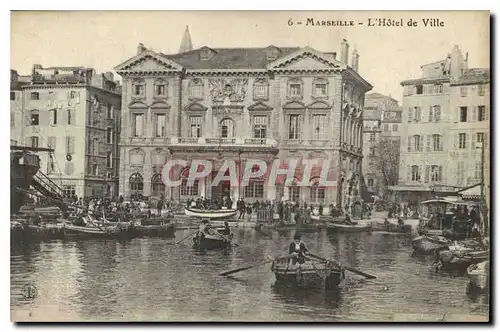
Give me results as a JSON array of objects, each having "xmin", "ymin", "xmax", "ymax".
[
  {"xmin": 392, "ymin": 124, "xmax": 398, "ymax": 132},
  {"xmin": 413, "ymin": 107, "xmax": 421, "ymax": 122},
  {"xmin": 10, "ymin": 91, "xmax": 15, "ymax": 100},
  {"xmin": 477, "ymin": 106, "xmax": 486, "ymax": 121},
  {"xmin": 106, "ymin": 151, "xmax": 113, "ymax": 168},
  {"xmin": 190, "ymin": 83, "xmax": 203, "ymax": 99},
  {"xmin": 288, "ymin": 115, "xmax": 300, "ymax": 140},
  {"xmin": 430, "ymin": 165, "xmax": 442, "ymax": 182},
  {"xmin": 133, "ymin": 113, "xmax": 144, "ymax": 137},
  {"xmin": 30, "ymin": 92, "xmax": 39, "ymax": 100},
  {"xmin": 369, "ymin": 147, "xmax": 375, "ymax": 157},
  {"xmin": 31, "ymin": 113, "xmax": 39, "ymax": 126},
  {"xmin": 288, "ymin": 186, "xmax": 300, "ymax": 202},
  {"xmin": 155, "ymin": 84, "xmax": 166, "ymax": 96},
  {"xmin": 253, "ymin": 116, "xmax": 267, "ymax": 140},
  {"xmin": 369, "ymin": 133, "xmax": 376, "ymax": 142},
  {"xmin": 190, "ymin": 116, "xmax": 202, "ymax": 138},
  {"xmin": 432, "ymin": 135, "xmax": 441, "ymax": 151},
  {"xmin": 314, "ymin": 84, "xmax": 327, "ymax": 96},
  {"xmin": 49, "ymin": 109, "xmax": 57, "ymax": 125},
  {"xmin": 434, "ymin": 84, "xmax": 443, "ymax": 94},
  {"xmin": 477, "ymin": 132, "xmax": 484, "ymax": 144},
  {"xmin": 458, "ymin": 133, "xmax": 467, "ymax": 149},
  {"xmin": 416, "ymin": 85, "xmax": 423, "ymax": 95},
  {"xmin": 62, "ymin": 185, "xmax": 76, "ymax": 199},
  {"xmin": 155, "ymin": 114, "xmax": 166, "ymax": 137},
  {"xmin": 134, "ymin": 85, "xmax": 144, "ymax": 96},
  {"xmin": 47, "ymin": 155, "xmax": 55, "ymax": 173},
  {"xmin": 107, "ymin": 105, "xmax": 114, "ymax": 119},
  {"xmin": 460, "ymin": 107, "xmax": 468, "ymax": 122},
  {"xmin": 244, "ymin": 181, "xmax": 264, "ymax": 198},
  {"xmin": 367, "ymin": 179, "xmax": 374, "ymax": 187},
  {"xmin": 461, "ymin": 86, "xmax": 468, "ymax": 97},
  {"xmin": 106, "ymin": 128, "xmax": 113, "ymax": 144},
  {"xmin": 383, "ymin": 123, "xmax": 389, "ymax": 131},
  {"xmin": 477, "ymin": 84, "xmax": 485, "ymax": 96},
  {"xmin": 181, "ymin": 179, "xmax": 199, "ymax": 196},
  {"xmin": 64, "ymin": 162, "xmax": 74, "ymax": 175},
  {"xmin": 289, "ymin": 84, "xmax": 301, "ymax": 97},
  {"xmin": 253, "ymin": 84, "xmax": 268, "ymax": 99},
  {"xmin": 411, "ymin": 166, "xmax": 421, "ymax": 181},
  {"xmin": 312, "ymin": 115, "xmax": 327, "ymax": 140},
  {"xmin": 31, "ymin": 136, "xmax": 39, "ymax": 148}
]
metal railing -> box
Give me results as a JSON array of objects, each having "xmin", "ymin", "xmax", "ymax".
[{"xmin": 33, "ymin": 170, "xmax": 63, "ymax": 198}]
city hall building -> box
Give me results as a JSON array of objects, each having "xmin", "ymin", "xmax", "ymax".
[{"xmin": 114, "ymin": 31, "xmax": 372, "ymax": 207}]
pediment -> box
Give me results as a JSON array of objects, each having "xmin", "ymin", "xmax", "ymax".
[
  {"xmin": 308, "ymin": 100, "xmax": 331, "ymax": 109},
  {"xmin": 283, "ymin": 100, "xmax": 306, "ymax": 109},
  {"xmin": 248, "ymin": 101, "xmax": 273, "ymax": 111},
  {"xmin": 128, "ymin": 101, "xmax": 148, "ymax": 109},
  {"xmin": 114, "ymin": 50, "xmax": 183, "ymax": 72},
  {"xmin": 267, "ymin": 47, "xmax": 346, "ymax": 70},
  {"xmin": 151, "ymin": 100, "xmax": 170, "ymax": 109},
  {"xmin": 185, "ymin": 101, "xmax": 208, "ymax": 112}
]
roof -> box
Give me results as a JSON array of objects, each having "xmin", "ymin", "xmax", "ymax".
[
  {"xmin": 165, "ymin": 46, "xmax": 301, "ymax": 70},
  {"xmin": 450, "ymin": 68, "xmax": 490, "ymax": 86},
  {"xmin": 363, "ymin": 109, "xmax": 382, "ymax": 120},
  {"xmin": 365, "ymin": 92, "xmax": 398, "ymax": 102},
  {"xmin": 400, "ymin": 76, "xmax": 450, "ymax": 86}
]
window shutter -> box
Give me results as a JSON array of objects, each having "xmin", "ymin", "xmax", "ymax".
[
  {"xmin": 407, "ymin": 166, "xmax": 411, "ymax": 181},
  {"xmin": 484, "ymin": 133, "xmax": 489, "ymax": 148},
  {"xmin": 485, "ymin": 106, "xmax": 489, "ymax": 121},
  {"xmin": 417, "ymin": 107, "xmax": 422, "ymax": 121},
  {"xmin": 419, "ymin": 135, "xmax": 424, "ymax": 151},
  {"xmin": 65, "ymin": 136, "xmax": 69, "ymax": 154},
  {"xmin": 453, "ymin": 134, "xmax": 458, "ymax": 150},
  {"xmin": 407, "ymin": 136, "xmax": 412, "ymax": 152},
  {"xmin": 439, "ymin": 166, "xmax": 443, "ymax": 182},
  {"xmin": 408, "ymin": 108, "xmax": 413, "ymax": 123},
  {"xmin": 456, "ymin": 107, "xmax": 460, "ymax": 123},
  {"xmin": 425, "ymin": 165, "xmax": 430, "ymax": 183},
  {"xmin": 69, "ymin": 136, "xmax": 75, "ymax": 154},
  {"xmin": 439, "ymin": 135, "xmax": 444, "ymax": 151},
  {"xmin": 428, "ymin": 106, "xmax": 433, "ymax": 122},
  {"xmin": 426, "ymin": 135, "xmax": 431, "ymax": 151},
  {"xmin": 418, "ymin": 166, "xmax": 423, "ymax": 181},
  {"xmin": 464, "ymin": 133, "xmax": 468, "ymax": 149},
  {"xmin": 472, "ymin": 106, "xmax": 477, "ymax": 122}
]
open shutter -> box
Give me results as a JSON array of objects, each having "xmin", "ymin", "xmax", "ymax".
[
  {"xmin": 439, "ymin": 135, "xmax": 444, "ymax": 151},
  {"xmin": 408, "ymin": 108, "xmax": 413, "ymax": 123},
  {"xmin": 418, "ymin": 166, "xmax": 423, "ymax": 182},
  {"xmin": 425, "ymin": 165, "xmax": 430, "ymax": 183},
  {"xmin": 453, "ymin": 134, "xmax": 458, "ymax": 150},
  {"xmin": 485, "ymin": 106, "xmax": 489, "ymax": 121},
  {"xmin": 417, "ymin": 107, "xmax": 422, "ymax": 121},
  {"xmin": 419, "ymin": 135, "xmax": 424, "ymax": 151},
  {"xmin": 426, "ymin": 135, "xmax": 431, "ymax": 151},
  {"xmin": 407, "ymin": 136, "xmax": 412, "ymax": 152},
  {"xmin": 407, "ymin": 166, "xmax": 411, "ymax": 181},
  {"xmin": 472, "ymin": 106, "xmax": 477, "ymax": 122},
  {"xmin": 484, "ymin": 132, "xmax": 489, "ymax": 148},
  {"xmin": 439, "ymin": 166, "xmax": 443, "ymax": 182},
  {"xmin": 464, "ymin": 133, "xmax": 469, "ymax": 149},
  {"xmin": 428, "ymin": 106, "xmax": 433, "ymax": 122}
]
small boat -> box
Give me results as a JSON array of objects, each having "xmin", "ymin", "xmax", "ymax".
[
  {"xmin": 371, "ymin": 222, "xmax": 412, "ymax": 234},
  {"xmin": 271, "ymin": 256, "xmax": 345, "ymax": 289},
  {"xmin": 185, "ymin": 207, "xmax": 238, "ymax": 219},
  {"xmin": 436, "ymin": 244, "xmax": 489, "ymax": 270},
  {"xmin": 412, "ymin": 235, "xmax": 450, "ymax": 255},
  {"xmin": 63, "ymin": 222, "xmax": 135, "ymax": 239},
  {"xmin": 326, "ymin": 222, "xmax": 371, "ymax": 233},
  {"xmin": 467, "ymin": 261, "xmax": 489, "ymax": 293},
  {"xmin": 193, "ymin": 230, "xmax": 232, "ymax": 250}
]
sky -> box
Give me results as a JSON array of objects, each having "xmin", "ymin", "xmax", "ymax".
[{"xmin": 10, "ymin": 11, "xmax": 490, "ymax": 102}]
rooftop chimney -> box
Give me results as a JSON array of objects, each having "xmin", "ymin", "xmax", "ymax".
[
  {"xmin": 351, "ymin": 49, "xmax": 359, "ymax": 72},
  {"xmin": 340, "ymin": 39, "xmax": 349, "ymax": 64},
  {"xmin": 137, "ymin": 43, "xmax": 146, "ymax": 55}
]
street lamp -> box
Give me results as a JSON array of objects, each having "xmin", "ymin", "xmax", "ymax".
[{"xmin": 475, "ymin": 141, "xmax": 486, "ymax": 235}]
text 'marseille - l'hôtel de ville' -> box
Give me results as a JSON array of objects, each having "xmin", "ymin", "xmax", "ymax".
[{"xmin": 114, "ymin": 27, "xmax": 372, "ymax": 207}]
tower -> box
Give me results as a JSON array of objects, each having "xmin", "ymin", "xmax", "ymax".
[{"xmin": 179, "ymin": 25, "xmax": 193, "ymax": 53}]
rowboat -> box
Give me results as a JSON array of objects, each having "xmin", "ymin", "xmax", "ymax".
[
  {"xmin": 192, "ymin": 230, "xmax": 232, "ymax": 250},
  {"xmin": 371, "ymin": 222, "xmax": 412, "ymax": 234},
  {"xmin": 412, "ymin": 235, "xmax": 450, "ymax": 255},
  {"xmin": 436, "ymin": 243, "xmax": 489, "ymax": 270},
  {"xmin": 467, "ymin": 261, "xmax": 489, "ymax": 293},
  {"xmin": 63, "ymin": 223, "xmax": 135, "ymax": 239},
  {"xmin": 326, "ymin": 222, "xmax": 372, "ymax": 233},
  {"xmin": 185, "ymin": 207, "xmax": 238, "ymax": 219},
  {"xmin": 271, "ymin": 256, "xmax": 345, "ymax": 289}
]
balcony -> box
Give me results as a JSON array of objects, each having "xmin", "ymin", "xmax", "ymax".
[
  {"xmin": 170, "ymin": 137, "xmax": 278, "ymax": 149},
  {"xmin": 363, "ymin": 126, "xmax": 382, "ymax": 132}
]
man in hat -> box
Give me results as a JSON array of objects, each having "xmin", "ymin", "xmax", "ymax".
[
  {"xmin": 199, "ymin": 218, "xmax": 212, "ymax": 235},
  {"xmin": 288, "ymin": 234, "xmax": 309, "ymax": 265},
  {"xmin": 221, "ymin": 221, "xmax": 231, "ymax": 237}
]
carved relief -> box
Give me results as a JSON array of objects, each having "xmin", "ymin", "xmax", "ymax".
[{"xmin": 209, "ymin": 78, "xmax": 248, "ymax": 103}]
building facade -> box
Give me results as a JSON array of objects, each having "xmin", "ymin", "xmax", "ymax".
[
  {"xmin": 396, "ymin": 45, "xmax": 490, "ymax": 203},
  {"xmin": 11, "ymin": 65, "xmax": 122, "ymax": 199},
  {"xmin": 115, "ymin": 38, "xmax": 372, "ymax": 207}
]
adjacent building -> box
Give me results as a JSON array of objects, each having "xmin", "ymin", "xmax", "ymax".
[
  {"xmin": 10, "ymin": 65, "xmax": 122, "ymax": 199},
  {"xmin": 395, "ymin": 45, "xmax": 490, "ymax": 203},
  {"xmin": 114, "ymin": 35, "xmax": 373, "ymax": 207}
]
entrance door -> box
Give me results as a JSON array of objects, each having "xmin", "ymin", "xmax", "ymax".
[{"xmin": 212, "ymin": 181, "xmax": 231, "ymax": 204}]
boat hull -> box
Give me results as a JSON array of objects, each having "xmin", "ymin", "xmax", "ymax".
[
  {"xmin": 438, "ymin": 249, "xmax": 489, "ymax": 270},
  {"xmin": 193, "ymin": 232, "xmax": 231, "ymax": 250},
  {"xmin": 467, "ymin": 261, "xmax": 489, "ymax": 292},
  {"xmin": 412, "ymin": 235, "xmax": 449, "ymax": 255},
  {"xmin": 62, "ymin": 224, "xmax": 135, "ymax": 239},
  {"xmin": 271, "ymin": 257, "xmax": 345, "ymax": 289},
  {"xmin": 326, "ymin": 223, "xmax": 371, "ymax": 233},
  {"xmin": 371, "ymin": 223, "xmax": 412, "ymax": 234},
  {"xmin": 185, "ymin": 208, "xmax": 238, "ymax": 219}
]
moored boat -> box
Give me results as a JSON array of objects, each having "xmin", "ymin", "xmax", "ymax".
[
  {"xmin": 371, "ymin": 222, "xmax": 412, "ymax": 234},
  {"xmin": 192, "ymin": 230, "xmax": 232, "ymax": 250},
  {"xmin": 412, "ymin": 235, "xmax": 450, "ymax": 255},
  {"xmin": 271, "ymin": 256, "xmax": 345, "ymax": 289},
  {"xmin": 326, "ymin": 222, "xmax": 371, "ymax": 233},
  {"xmin": 436, "ymin": 243, "xmax": 489, "ymax": 270},
  {"xmin": 185, "ymin": 207, "xmax": 237, "ymax": 219},
  {"xmin": 467, "ymin": 260, "xmax": 489, "ymax": 293},
  {"xmin": 63, "ymin": 223, "xmax": 135, "ymax": 239}
]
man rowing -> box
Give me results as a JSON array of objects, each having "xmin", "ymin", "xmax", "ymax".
[{"xmin": 288, "ymin": 234, "xmax": 309, "ymax": 265}]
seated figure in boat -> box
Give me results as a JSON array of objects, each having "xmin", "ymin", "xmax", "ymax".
[
  {"xmin": 397, "ymin": 216, "xmax": 405, "ymax": 226},
  {"xmin": 221, "ymin": 221, "xmax": 231, "ymax": 236},
  {"xmin": 288, "ymin": 234, "xmax": 309, "ymax": 265}
]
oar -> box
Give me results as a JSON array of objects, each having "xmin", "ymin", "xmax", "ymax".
[
  {"xmin": 219, "ymin": 259, "xmax": 274, "ymax": 276},
  {"xmin": 173, "ymin": 229, "xmax": 199, "ymax": 245},
  {"xmin": 213, "ymin": 230, "xmax": 239, "ymax": 247},
  {"xmin": 254, "ymin": 225, "xmax": 280, "ymax": 245},
  {"xmin": 308, "ymin": 253, "xmax": 377, "ymax": 280}
]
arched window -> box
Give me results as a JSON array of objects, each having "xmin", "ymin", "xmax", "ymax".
[
  {"xmin": 309, "ymin": 178, "xmax": 325, "ymax": 203},
  {"xmin": 129, "ymin": 173, "xmax": 144, "ymax": 198},
  {"xmin": 286, "ymin": 178, "xmax": 300, "ymax": 202},
  {"xmin": 220, "ymin": 118, "xmax": 234, "ymax": 138},
  {"xmin": 151, "ymin": 173, "xmax": 165, "ymax": 197},
  {"xmin": 180, "ymin": 168, "xmax": 199, "ymax": 197}
]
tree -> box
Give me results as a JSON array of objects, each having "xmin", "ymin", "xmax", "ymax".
[{"xmin": 372, "ymin": 138, "xmax": 400, "ymax": 195}]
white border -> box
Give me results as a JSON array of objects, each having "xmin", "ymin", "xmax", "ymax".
[{"xmin": 2, "ymin": 1, "xmax": 497, "ymax": 331}]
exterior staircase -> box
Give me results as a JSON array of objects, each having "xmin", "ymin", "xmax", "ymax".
[{"xmin": 31, "ymin": 170, "xmax": 66, "ymax": 209}]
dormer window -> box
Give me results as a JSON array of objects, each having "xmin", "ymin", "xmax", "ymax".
[
  {"xmin": 200, "ymin": 47, "xmax": 215, "ymax": 61},
  {"xmin": 266, "ymin": 46, "xmax": 281, "ymax": 61},
  {"xmin": 312, "ymin": 77, "xmax": 328, "ymax": 98},
  {"xmin": 287, "ymin": 78, "xmax": 303, "ymax": 99}
]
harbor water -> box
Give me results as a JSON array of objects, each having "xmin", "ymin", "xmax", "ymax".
[{"xmin": 11, "ymin": 228, "xmax": 489, "ymax": 322}]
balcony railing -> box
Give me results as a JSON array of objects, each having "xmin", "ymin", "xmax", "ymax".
[{"xmin": 173, "ymin": 137, "xmax": 277, "ymax": 147}]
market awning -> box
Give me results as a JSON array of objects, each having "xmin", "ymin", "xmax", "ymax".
[{"xmin": 457, "ymin": 183, "xmax": 481, "ymax": 200}]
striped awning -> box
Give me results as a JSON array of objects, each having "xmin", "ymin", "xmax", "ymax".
[{"xmin": 458, "ymin": 184, "xmax": 481, "ymax": 200}]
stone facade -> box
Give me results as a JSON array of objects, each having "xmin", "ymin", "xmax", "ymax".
[
  {"xmin": 397, "ymin": 45, "xmax": 490, "ymax": 202},
  {"xmin": 115, "ymin": 40, "xmax": 372, "ymax": 208},
  {"xmin": 11, "ymin": 66, "xmax": 122, "ymax": 199}
]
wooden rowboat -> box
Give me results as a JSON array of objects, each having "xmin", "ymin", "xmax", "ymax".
[
  {"xmin": 437, "ymin": 245, "xmax": 489, "ymax": 270},
  {"xmin": 271, "ymin": 256, "xmax": 345, "ymax": 289},
  {"xmin": 192, "ymin": 231, "xmax": 232, "ymax": 250},
  {"xmin": 371, "ymin": 222, "xmax": 412, "ymax": 234},
  {"xmin": 467, "ymin": 260, "xmax": 489, "ymax": 293},
  {"xmin": 412, "ymin": 235, "xmax": 450, "ymax": 255},
  {"xmin": 63, "ymin": 223, "xmax": 135, "ymax": 239},
  {"xmin": 185, "ymin": 207, "xmax": 238, "ymax": 219},
  {"xmin": 326, "ymin": 222, "xmax": 371, "ymax": 233}
]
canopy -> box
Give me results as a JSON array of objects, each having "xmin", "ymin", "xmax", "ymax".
[
  {"xmin": 420, "ymin": 199, "xmax": 456, "ymax": 205},
  {"xmin": 457, "ymin": 184, "xmax": 481, "ymax": 200}
]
